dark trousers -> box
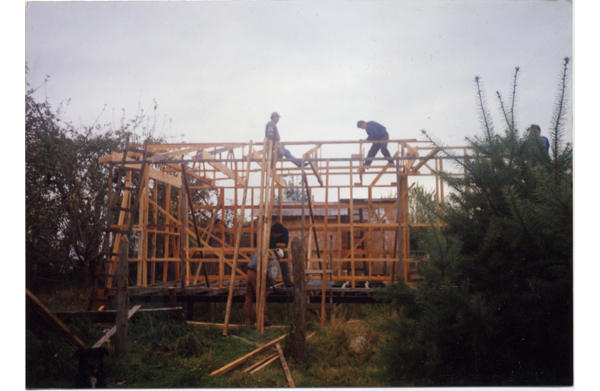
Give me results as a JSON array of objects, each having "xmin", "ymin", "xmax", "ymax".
[
  {"xmin": 245, "ymin": 270, "xmax": 267, "ymax": 324},
  {"xmin": 365, "ymin": 141, "xmax": 394, "ymax": 166},
  {"xmin": 280, "ymin": 259, "xmax": 292, "ymax": 287}
]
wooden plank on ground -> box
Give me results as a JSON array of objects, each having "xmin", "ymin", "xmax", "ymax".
[
  {"xmin": 243, "ymin": 352, "xmax": 279, "ymax": 373},
  {"xmin": 209, "ymin": 333, "xmax": 289, "ymax": 376},
  {"xmin": 276, "ymin": 342, "xmax": 295, "ymax": 387},
  {"xmin": 26, "ymin": 289, "xmax": 87, "ymax": 350},
  {"xmin": 92, "ymin": 305, "xmax": 142, "ymax": 348},
  {"xmin": 250, "ymin": 354, "xmax": 280, "ymax": 374}
]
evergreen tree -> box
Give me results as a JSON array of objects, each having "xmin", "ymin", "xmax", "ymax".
[{"xmin": 376, "ymin": 58, "xmax": 572, "ymax": 386}]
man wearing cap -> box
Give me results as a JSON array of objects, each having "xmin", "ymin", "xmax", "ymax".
[
  {"xmin": 356, "ymin": 120, "xmax": 395, "ymax": 170},
  {"xmin": 265, "ymin": 112, "xmax": 305, "ymax": 167}
]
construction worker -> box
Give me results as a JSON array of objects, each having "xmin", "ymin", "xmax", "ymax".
[
  {"xmin": 270, "ymin": 221, "xmax": 293, "ymax": 288},
  {"xmin": 265, "ymin": 112, "xmax": 306, "ymax": 167},
  {"xmin": 244, "ymin": 249, "xmax": 283, "ymax": 326},
  {"xmin": 356, "ymin": 120, "xmax": 395, "ymax": 171},
  {"xmin": 527, "ymin": 124, "xmax": 550, "ymax": 154}
]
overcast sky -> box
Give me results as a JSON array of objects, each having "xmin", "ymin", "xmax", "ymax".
[{"xmin": 25, "ymin": 0, "xmax": 573, "ymax": 161}]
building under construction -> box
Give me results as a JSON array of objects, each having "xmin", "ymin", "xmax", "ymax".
[{"xmin": 97, "ymin": 137, "xmax": 466, "ymax": 329}]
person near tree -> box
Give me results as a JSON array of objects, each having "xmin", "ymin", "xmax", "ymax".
[
  {"xmin": 356, "ymin": 120, "xmax": 395, "ymax": 171},
  {"xmin": 527, "ymin": 124, "xmax": 550, "ymax": 154}
]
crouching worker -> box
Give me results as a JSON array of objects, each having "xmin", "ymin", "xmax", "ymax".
[{"xmin": 245, "ymin": 248, "xmax": 283, "ymax": 327}]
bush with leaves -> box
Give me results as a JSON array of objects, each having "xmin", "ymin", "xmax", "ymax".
[
  {"xmin": 376, "ymin": 58, "xmax": 572, "ymax": 386},
  {"xmin": 26, "ymin": 70, "xmax": 180, "ymax": 293}
]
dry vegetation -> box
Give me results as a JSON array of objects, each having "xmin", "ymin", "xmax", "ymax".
[{"xmin": 26, "ymin": 288, "xmax": 394, "ymax": 388}]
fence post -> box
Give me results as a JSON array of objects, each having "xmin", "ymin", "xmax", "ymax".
[
  {"xmin": 291, "ymin": 237, "xmax": 307, "ymax": 360},
  {"xmin": 116, "ymin": 235, "xmax": 129, "ymax": 355}
]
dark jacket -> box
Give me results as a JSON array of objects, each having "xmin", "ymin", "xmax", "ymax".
[{"xmin": 365, "ymin": 121, "xmax": 389, "ymax": 141}]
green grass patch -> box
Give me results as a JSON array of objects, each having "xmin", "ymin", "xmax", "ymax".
[{"xmin": 26, "ymin": 288, "xmax": 398, "ymax": 388}]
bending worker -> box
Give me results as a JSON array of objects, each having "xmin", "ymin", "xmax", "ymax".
[
  {"xmin": 356, "ymin": 120, "xmax": 395, "ymax": 171},
  {"xmin": 245, "ymin": 248, "xmax": 283, "ymax": 327}
]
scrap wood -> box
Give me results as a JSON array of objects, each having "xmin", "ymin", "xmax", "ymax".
[
  {"xmin": 249, "ymin": 354, "xmax": 279, "ymax": 374},
  {"xmin": 248, "ymin": 332, "xmax": 316, "ymax": 375},
  {"xmin": 276, "ymin": 342, "xmax": 295, "ymax": 387},
  {"xmin": 243, "ymin": 352, "xmax": 278, "ymax": 373},
  {"xmin": 187, "ymin": 321, "xmax": 287, "ymax": 329},
  {"xmin": 92, "ymin": 305, "xmax": 141, "ymax": 348},
  {"xmin": 210, "ymin": 333, "xmax": 289, "ymax": 376}
]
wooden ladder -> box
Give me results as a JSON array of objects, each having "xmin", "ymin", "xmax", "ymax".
[{"xmin": 89, "ymin": 138, "xmax": 148, "ymax": 310}]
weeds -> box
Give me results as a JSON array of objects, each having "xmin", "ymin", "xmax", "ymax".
[{"xmin": 26, "ymin": 288, "xmax": 396, "ymax": 388}]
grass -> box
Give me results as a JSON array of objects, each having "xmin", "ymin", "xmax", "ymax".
[{"xmin": 25, "ymin": 289, "xmax": 397, "ymax": 388}]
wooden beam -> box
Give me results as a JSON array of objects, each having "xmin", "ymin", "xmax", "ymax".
[
  {"xmin": 249, "ymin": 149, "xmax": 285, "ymax": 186},
  {"xmin": 92, "ymin": 305, "xmax": 142, "ymax": 348},
  {"xmin": 26, "ymin": 289, "xmax": 87, "ymax": 350},
  {"xmin": 199, "ymin": 149, "xmax": 245, "ymax": 186},
  {"xmin": 369, "ymin": 151, "xmax": 399, "ymax": 187},
  {"xmin": 209, "ymin": 333, "xmax": 289, "ymax": 376},
  {"xmin": 276, "ymin": 343, "xmax": 296, "ymax": 387},
  {"xmin": 410, "ymin": 147, "xmax": 441, "ymax": 174},
  {"xmin": 250, "ymin": 354, "xmax": 280, "ymax": 374},
  {"xmin": 243, "ymin": 352, "xmax": 279, "ymax": 373},
  {"xmin": 164, "ymin": 162, "xmax": 213, "ymax": 186},
  {"xmin": 152, "ymin": 146, "xmax": 203, "ymax": 163},
  {"xmin": 223, "ymin": 143, "xmax": 253, "ymax": 335}
]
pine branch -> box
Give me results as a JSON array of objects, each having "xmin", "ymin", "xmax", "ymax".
[
  {"xmin": 474, "ymin": 76, "xmax": 495, "ymax": 144},
  {"xmin": 510, "ymin": 67, "xmax": 519, "ymax": 133},
  {"xmin": 549, "ymin": 57, "xmax": 570, "ymax": 165}
]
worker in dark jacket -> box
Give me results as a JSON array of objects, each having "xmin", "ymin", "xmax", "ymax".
[
  {"xmin": 357, "ymin": 120, "xmax": 395, "ymax": 170},
  {"xmin": 270, "ymin": 221, "xmax": 293, "ymax": 288}
]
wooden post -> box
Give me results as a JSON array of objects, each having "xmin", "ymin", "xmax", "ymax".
[
  {"xmin": 223, "ymin": 142, "xmax": 253, "ymax": 335},
  {"xmin": 395, "ymin": 159, "xmax": 403, "ymax": 282},
  {"xmin": 291, "ymin": 237, "xmax": 307, "ymax": 360},
  {"xmin": 181, "ymin": 173, "xmax": 187, "ymax": 291},
  {"xmin": 116, "ymin": 235, "xmax": 129, "ymax": 355}
]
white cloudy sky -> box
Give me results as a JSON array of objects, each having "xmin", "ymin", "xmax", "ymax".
[{"xmin": 25, "ymin": 0, "xmax": 573, "ymax": 159}]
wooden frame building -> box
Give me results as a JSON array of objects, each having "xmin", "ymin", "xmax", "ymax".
[{"xmin": 98, "ymin": 139, "xmax": 466, "ymax": 317}]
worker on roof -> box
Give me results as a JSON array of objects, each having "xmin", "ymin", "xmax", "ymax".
[
  {"xmin": 265, "ymin": 112, "xmax": 307, "ymax": 167},
  {"xmin": 356, "ymin": 120, "xmax": 395, "ymax": 171}
]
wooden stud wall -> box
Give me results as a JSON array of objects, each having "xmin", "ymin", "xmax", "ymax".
[{"xmin": 100, "ymin": 140, "xmax": 464, "ymax": 290}]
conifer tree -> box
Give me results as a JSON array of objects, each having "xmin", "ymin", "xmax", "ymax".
[{"xmin": 377, "ymin": 58, "xmax": 572, "ymax": 386}]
